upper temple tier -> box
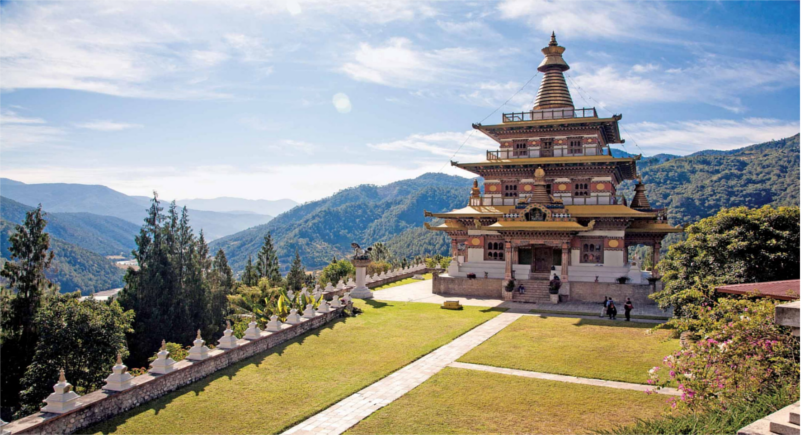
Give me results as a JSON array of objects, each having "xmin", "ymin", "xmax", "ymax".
[{"xmin": 427, "ymin": 34, "xmax": 682, "ymax": 290}]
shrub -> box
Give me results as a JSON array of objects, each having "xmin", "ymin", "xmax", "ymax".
[
  {"xmin": 148, "ymin": 342, "xmax": 189, "ymax": 363},
  {"xmin": 439, "ymin": 257, "xmax": 452, "ymax": 270}
]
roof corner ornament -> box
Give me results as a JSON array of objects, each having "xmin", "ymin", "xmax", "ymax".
[
  {"xmin": 424, "ymin": 210, "xmax": 433, "ymax": 217},
  {"xmin": 587, "ymin": 220, "xmax": 596, "ymax": 231},
  {"xmin": 424, "ymin": 222, "xmax": 432, "ymax": 230},
  {"xmin": 450, "ymin": 160, "xmax": 458, "ymax": 166},
  {"xmin": 473, "ymin": 218, "xmax": 483, "ymax": 230}
]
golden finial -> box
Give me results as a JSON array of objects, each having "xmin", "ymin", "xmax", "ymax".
[
  {"xmin": 196, "ymin": 329, "xmax": 202, "ymax": 340},
  {"xmin": 534, "ymin": 167, "xmax": 545, "ymax": 179},
  {"xmin": 226, "ymin": 320, "xmax": 231, "ymax": 329},
  {"xmin": 549, "ymin": 31, "xmax": 557, "ymax": 46},
  {"xmin": 59, "ymin": 368, "xmax": 66, "ymax": 383},
  {"xmin": 473, "ymin": 179, "xmax": 478, "ymax": 188},
  {"xmin": 160, "ymin": 339, "xmax": 166, "ymax": 351},
  {"xmin": 116, "ymin": 352, "xmax": 123, "ymax": 365}
]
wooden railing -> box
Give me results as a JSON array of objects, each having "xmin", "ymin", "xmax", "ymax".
[{"xmin": 502, "ymin": 107, "xmax": 597, "ymax": 123}]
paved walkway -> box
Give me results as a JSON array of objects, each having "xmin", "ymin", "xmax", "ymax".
[
  {"xmin": 281, "ymin": 312, "xmax": 523, "ymax": 435},
  {"xmin": 449, "ymin": 362, "xmax": 680, "ymax": 396}
]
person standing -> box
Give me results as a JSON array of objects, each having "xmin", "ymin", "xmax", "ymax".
[
  {"xmin": 624, "ymin": 297, "xmax": 634, "ymax": 322},
  {"xmin": 600, "ymin": 296, "xmax": 608, "ymax": 317},
  {"xmin": 608, "ymin": 300, "xmax": 617, "ymax": 320}
]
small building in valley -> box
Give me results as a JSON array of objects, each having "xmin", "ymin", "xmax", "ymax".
[{"xmin": 424, "ymin": 34, "xmax": 683, "ymax": 304}]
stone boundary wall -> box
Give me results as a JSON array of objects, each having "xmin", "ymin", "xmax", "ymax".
[
  {"xmin": 566, "ymin": 282, "xmax": 657, "ymax": 305},
  {"xmin": 366, "ymin": 267, "xmax": 432, "ymax": 289},
  {"xmin": 432, "ymin": 274, "xmax": 503, "ymax": 299},
  {"xmin": 5, "ymin": 305, "xmax": 349, "ymax": 435}
]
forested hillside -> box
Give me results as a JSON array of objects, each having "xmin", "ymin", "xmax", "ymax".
[
  {"xmin": 0, "ymin": 220, "xmax": 124, "ymax": 294},
  {"xmin": 618, "ymin": 134, "xmax": 800, "ymax": 225},
  {"xmin": 1, "ymin": 197, "xmax": 138, "ymax": 257},
  {"xmin": 210, "ymin": 173, "xmax": 473, "ymax": 272}
]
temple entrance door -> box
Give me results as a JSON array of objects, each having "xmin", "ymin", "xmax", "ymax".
[
  {"xmin": 533, "ymin": 247, "xmax": 553, "ymax": 273},
  {"xmin": 518, "ymin": 248, "xmax": 532, "ymax": 267}
]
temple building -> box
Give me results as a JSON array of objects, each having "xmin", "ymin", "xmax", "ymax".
[{"xmin": 424, "ymin": 33, "xmax": 683, "ymax": 303}]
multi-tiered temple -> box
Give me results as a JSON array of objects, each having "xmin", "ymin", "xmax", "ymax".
[{"xmin": 425, "ymin": 34, "xmax": 682, "ymax": 303}]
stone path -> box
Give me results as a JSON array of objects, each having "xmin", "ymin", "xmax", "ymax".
[
  {"xmin": 281, "ymin": 312, "xmax": 523, "ymax": 435},
  {"xmin": 449, "ymin": 362, "xmax": 681, "ymax": 396}
]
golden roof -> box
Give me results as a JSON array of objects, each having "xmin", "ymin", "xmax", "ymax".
[
  {"xmin": 478, "ymin": 115, "xmax": 622, "ymax": 130},
  {"xmin": 487, "ymin": 220, "xmax": 593, "ymax": 232},
  {"xmin": 423, "ymin": 221, "xmax": 467, "ymax": 231},
  {"xmin": 626, "ymin": 222, "xmax": 684, "ymax": 233},
  {"xmin": 425, "ymin": 205, "xmax": 509, "ymax": 218},
  {"xmin": 565, "ymin": 205, "xmax": 657, "ymax": 218}
]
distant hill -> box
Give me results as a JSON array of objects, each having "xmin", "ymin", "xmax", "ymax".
[
  {"xmin": 1, "ymin": 196, "xmax": 138, "ymax": 257},
  {"xmin": 0, "ymin": 219, "xmax": 124, "ymax": 294},
  {"xmin": 176, "ymin": 197, "xmax": 297, "ymax": 216},
  {"xmin": 210, "ymin": 173, "xmax": 473, "ymax": 273},
  {"xmin": 618, "ymin": 134, "xmax": 800, "ymax": 226},
  {"xmin": 0, "ymin": 179, "xmax": 273, "ymax": 240}
]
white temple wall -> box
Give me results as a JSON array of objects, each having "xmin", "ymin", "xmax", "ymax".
[
  {"xmin": 604, "ymin": 250, "xmax": 625, "ymax": 267},
  {"xmin": 467, "ymin": 248, "xmax": 484, "ymax": 262}
]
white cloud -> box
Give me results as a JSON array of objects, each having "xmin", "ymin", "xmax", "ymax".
[
  {"xmin": 340, "ymin": 38, "xmax": 484, "ymax": 88},
  {"xmin": 625, "ymin": 118, "xmax": 800, "ymax": 155},
  {"xmin": 631, "ymin": 63, "xmax": 659, "ymax": 74},
  {"xmin": 266, "ymin": 139, "xmax": 317, "ymax": 156},
  {"xmin": 332, "ymin": 93, "xmax": 352, "ymax": 113},
  {"xmin": 369, "ymin": 130, "xmax": 496, "ymax": 162},
  {"xmin": 497, "ymin": 0, "xmax": 685, "ymax": 40},
  {"xmin": 74, "ymin": 120, "xmax": 143, "ymax": 131},
  {"xmin": 0, "ymin": 110, "xmax": 66, "ymax": 149}
]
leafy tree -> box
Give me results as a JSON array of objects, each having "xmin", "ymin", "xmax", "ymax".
[
  {"xmin": 369, "ymin": 242, "xmax": 391, "ymax": 262},
  {"xmin": 319, "ymin": 259, "xmax": 355, "ymax": 286},
  {"xmin": 652, "ymin": 206, "xmax": 800, "ymax": 319},
  {"xmin": 256, "ymin": 232, "xmax": 281, "ymax": 286},
  {"xmin": 285, "ymin": 248, "xmax": 306, "ymax": 291},
  {"xmin": 0, "ymin": 205, "xmax": 57, "ymax": 419},
  {"xmin": 17, "ymin": 294, "xmax": 134, "ymax": 417}
]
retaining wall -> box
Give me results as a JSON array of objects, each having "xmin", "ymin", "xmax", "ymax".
[
  {"xmin": 432, "ymin": 274, "xmax": 503, "ymax": 299},
  {"xmin": 566, "ymin": 282, "xmax": 657, "ymax": 305},
  {"xmin": 5, "ymin": 305, "xmax": 348, "ymax": 435}
]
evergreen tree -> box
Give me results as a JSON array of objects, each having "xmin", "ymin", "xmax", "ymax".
[
  {"xmin": 209, "ymin": 249, "xmax": 234, "ymax": 334},
  {"xmin": 286, "ymin": 249, "xmax": 306, "ymax": 291},
  {"xmin": 242, "ymin": 255, "xmax": 259, "ymax": 286},
  {"xmin": 370, "ymin": 242, "xmax": 391, "ymax": 262},
  {"xmin": 117, "ymin": 193, "xmax": 180, "ymax": 367},
  {"xmin": 255, "ymin": 232, "xmax": 281, "ymax": 286},
  {"xmin": 0, "ymin": 205, "xmax": 56, "ymax": 419},
  {"xmin": 177, "ymin": 207, "xmax": 210, "ymax": 344}
]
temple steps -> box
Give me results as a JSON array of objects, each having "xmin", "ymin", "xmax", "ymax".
[{"xmin": 511, "ymin": 279, "xmax": 551, "ymax": 303}]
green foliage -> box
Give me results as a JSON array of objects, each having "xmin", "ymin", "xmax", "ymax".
[
  {"xmin": 210, "ymin": 173, "xmax": 472, "ymax": 274},
  {"xmin": 17, "ymin": 294, "xmax": 134, "ymax": 417},
  {"xmin": 384, "ymin": 226, "xmax": 450, "ymax": 260},
  {"xmin": 117, "ymin": 194, "xmax": 221, "ymax": 367},
  {"xmin": 599, "ymin": 388, "xmax": 796, "ymax": 435},
  {"xmin": 208, "ymin": 248, "xmax": 235, "ymax": 335},
  {"xmin": 227, "ymin": 278, "xmax": 319, "ymax": 326},
  {"xmin": 148, "ymin": 342, "xmax": 188, "ymax": 363},
  {"xmin": 319, "ymin": 259, "xmax": 355, "ymax": 287},
  {"xmin": 652, "ymin": 206, "xmax": 800, "ymax": 318},
  {"xmin": 285, "ymin": 249, "xmax": 306, "ymax": 291},
  {"xmin": 369, "ymin": 242, "xmax": 391, "ymax": 262},
  {"xmin": 367, "ymin": 261, "xmax": 392, "ymax": 276},
  {"xmin": 255, "ymin": 232, "xmax": 281, "ymax": 286}
]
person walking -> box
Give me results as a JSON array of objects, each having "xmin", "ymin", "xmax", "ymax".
[
  {"xmin": 608, "ymin": 300, "xmax": 617, "ymax": 320},
  {"xmin": 600, "ymin": 296, "xmax": 608, "ymax": 317},
  {"xmin": 624, "ymin": 297, "xmax": 634, "ymax": 322}
]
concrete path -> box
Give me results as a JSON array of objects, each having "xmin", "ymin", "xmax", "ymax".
[
  {"xmin": 449, "ymin": 362, "xmax": 680, "ymax": 396},
  {"xmin": 281, "ymin": 312, "xmax": 523, "ymax": 435}
]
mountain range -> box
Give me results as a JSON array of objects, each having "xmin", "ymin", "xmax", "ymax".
[
  {"xmin": 176, "ymin": 197, "xmax": 297, "ymax": 216},
  {"xmin": 0, "ymin": 179, "xmax": 278, "ymax": 241}
]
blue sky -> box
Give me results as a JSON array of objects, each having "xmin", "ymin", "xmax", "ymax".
[{"xmin": 1, "ymin": 0, "xmax": 799, "ymax": 202}]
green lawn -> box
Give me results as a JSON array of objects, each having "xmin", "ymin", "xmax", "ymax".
[
  {"xmin": 459, "ymin": 315, "xmax": 679, "ymax": 384},
  {"xmin": 347, "ymin": 367, "xmax": 670, "ymax": 435},
  {"xmin": 372, "ymin": 273, "xmax": 432, "ymax": 291},
  {"xmin": 86, "ymin": 300, "xmax": 502, "ymax": 434}
]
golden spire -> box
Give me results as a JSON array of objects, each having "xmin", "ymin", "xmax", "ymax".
[
  {"xmin": 630, "ymin": 181, "xmax": 651, "ymax": 209},
  {"xmin": 470, "ymin": 179, "xmax": 481, "ymax": 197},
  {"xmin": 533, "ymin": 32, "xmax": 574, "ymax": 110},
  {"xmin": 528, "ymin": 167, "xmax": 553, "ymax": 204}
]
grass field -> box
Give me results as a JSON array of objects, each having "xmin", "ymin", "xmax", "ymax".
[
  {"xmin": 372, "ymin": 273, "xmax": 431, "ymax": 291},
  {"xmin": 347, "ymin": 367, "xmax": 671, "ymax": 435},
  {"xmin": 459, "ymin": 315, "xmax": 679, "ymax": 384},
  {"xmin": 87, "ymin": 300, "xmax": 502, "ymax": 434}
]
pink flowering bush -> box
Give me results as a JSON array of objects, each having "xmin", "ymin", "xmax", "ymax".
[{"xmin": 648, "ymin": 298, "xmax": 799, "ymax": 411}]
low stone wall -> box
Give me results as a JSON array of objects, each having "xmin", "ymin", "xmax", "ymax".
[
  {"xmin": 366, "ymin": 267, "xmax": 431, "ymax": 289},
  {"xmin": 5, "ymin": 305, "xmax": 349, "ymax": 435},
  {"xmin": 433, "ymin": 274, "xmax": 503, "ymax": 299},
  {"xmin": 566, "ymin": 282, "xmax": 657, "ymax": 305}
]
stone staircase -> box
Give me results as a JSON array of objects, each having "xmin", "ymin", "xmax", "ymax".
[{"xmin": 511, "ymin": 279, "xmax": 551, "ymax": 304}]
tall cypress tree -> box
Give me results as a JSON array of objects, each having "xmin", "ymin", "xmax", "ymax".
[
  {"xmin": 286, "ymin": 248, "xmax": 306, "ymax": 291},
  {"xmin": 209, "ymin": 249, "xmax": 234, "ymax": 334},
  {"xmin": 255, "ymin": 232, "xmax": 281, "ymax": 285},
  {"xmin": 0, "ymin": 205, "xmax": 56, "ymax": 419},
  {"xmin": 242, "ymin": 255, "xmax": 259, "ymax": 286}
]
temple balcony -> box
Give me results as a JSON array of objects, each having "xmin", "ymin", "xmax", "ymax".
[
  {"xmin": 470, "ymin": 195, "xmax": 619, "ymax": 207},
  {"xmin": 501, "ymin": 107, "xmax": 597, "ymax": 123}
]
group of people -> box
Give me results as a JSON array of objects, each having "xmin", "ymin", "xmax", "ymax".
[{"xmin": 601, "ymin": 296, "xmax": 634, "ymax": 321}]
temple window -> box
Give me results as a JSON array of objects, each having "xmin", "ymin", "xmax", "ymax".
[
  {"xmin": 568, "ymin": 138, "xmax": 582, "ymax": 155},
  {"xmin": 524, "ymin": 208, "xmax": 546, "ymax": 221},
  {"xmin": 541, "ymin": 138, "xmax": 554, "ymax": 157},
  {"xmin": 513, "ymin": 140, "xmax": 528, "ymax": 157},
  {"xmin": 503, "ymin": 181, "xmax": 518, "ymax": 198},
  {"xmin": 580, "ymin": 240, "xmax": 604, "ymax": 263},
  {"xmin": 574, "ymin": 182, "xmax": 590, "ymax": 197},
  {"xmin": 486, "ymin": 241, "xmax": 505, "ymax": 261}
]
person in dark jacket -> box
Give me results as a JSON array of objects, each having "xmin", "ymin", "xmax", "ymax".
[
  {"xmin": 600, "ymin": 296, "xmax": 608, "ymax": 317},
  {"xmin": 607, "ymin": 301, "xmax": 617, "ymax": 320},
  {"xmin": 624, "ymin": 297, "xmax": 634, "ymax": 321}
]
